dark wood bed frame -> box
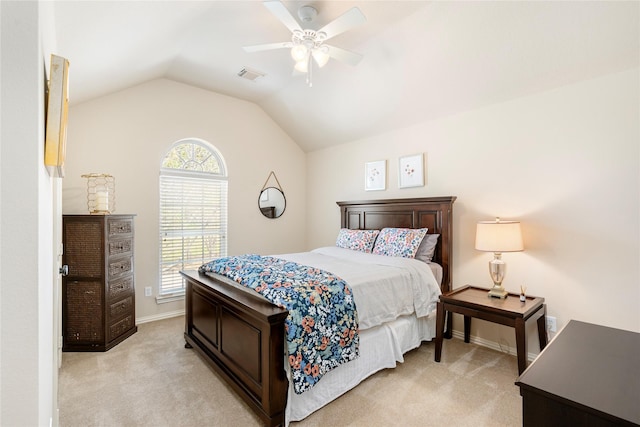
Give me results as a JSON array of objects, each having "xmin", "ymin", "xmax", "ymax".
[{"xmin": 181, "ymin": 197, "xmax": 456, "ymax": 426}]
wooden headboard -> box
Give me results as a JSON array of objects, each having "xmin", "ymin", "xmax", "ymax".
[{"xmin": 336, "ymin": 197, "xmax": 456, "ymax": 293}]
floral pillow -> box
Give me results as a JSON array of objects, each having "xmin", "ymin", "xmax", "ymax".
[
  {"xmin": 335, "ymin": 228, "xmax": 380, "ymax": 253},
  {"xmin": 372, "ymin": 227, "xmax": 428, "ymax": 258}
]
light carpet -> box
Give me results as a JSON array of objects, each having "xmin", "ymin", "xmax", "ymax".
[{"xmin": 59, "ymin": 316, "xmax": 523, "ymax": 426}]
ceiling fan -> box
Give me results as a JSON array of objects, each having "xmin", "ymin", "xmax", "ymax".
[{"xmin": 243, "ymin": 1, "xmax": 367, "ymax": 86}]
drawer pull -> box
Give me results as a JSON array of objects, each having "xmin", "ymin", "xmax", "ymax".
[{"xmin": 109, "ymin": 240, "xmax": 132, "ymax": 255}]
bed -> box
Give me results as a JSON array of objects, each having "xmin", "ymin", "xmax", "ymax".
[{"xmin": 181, "ymin": 197, "xmax": 456, "ymax": 426}]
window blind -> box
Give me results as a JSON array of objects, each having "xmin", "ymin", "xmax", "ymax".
[{"xmin": 159, "ymin": 173, "xmax": 227, "ymax": 295}]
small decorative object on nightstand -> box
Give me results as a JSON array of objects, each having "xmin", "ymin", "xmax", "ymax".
[
  {"xmin": 475, "ymin": 217, "xmax": 524, "ymax": 298},
  {"xmin": 520, "ymin": 285, "xmax": 527, "ymax": 302}
]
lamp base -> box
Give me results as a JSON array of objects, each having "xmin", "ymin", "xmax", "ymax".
[
  {"xmin": 487, "ymin": 253, "xmax": 508, "ymax": 298},
  {"xmin": 488, "ymin": 285, "xmax": 508, "ymax": 299}
]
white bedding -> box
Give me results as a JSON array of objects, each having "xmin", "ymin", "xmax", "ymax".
[
  {"xmin": 205, "ymin": 246, "xmax": 442, "ymax": 330},
  {"xmin": 286, "ymin": 313, "xmax": 437, "ymax": 422},
  {"xmin": 204, "ymin": 246, "xmax": 443, "ymax": 422},
  {"xmin": 276, "ymin": 247, "xmax": 442, "ymax": 422},
  {"xmin": 277, "ymin": 246, "xmax": 442, "ymax": 330}
]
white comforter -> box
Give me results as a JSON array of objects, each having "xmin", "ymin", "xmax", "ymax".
[{"xmin": 277, "ymin": 246, "xmax": 441, "ymax": 330}]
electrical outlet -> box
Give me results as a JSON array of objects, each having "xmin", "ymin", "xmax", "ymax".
[
  {"xmin": 145, "ymin": 286, "xmax": 152, "ymax": 297},
  {"xmin": 546, "ymin": 316, "xmax": 557, "ymax": 333}
]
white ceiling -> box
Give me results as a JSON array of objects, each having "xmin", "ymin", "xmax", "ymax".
[{"xmin": 51, "ymin": 1, "xmax": 639, "ymax": 152}]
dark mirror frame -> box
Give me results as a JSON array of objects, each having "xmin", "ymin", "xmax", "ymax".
[{"xmin": 258, "ymin": 187, "xmax": 286, "ymax": 219}]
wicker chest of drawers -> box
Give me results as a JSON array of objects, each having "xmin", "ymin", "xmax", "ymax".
[{"xmin": 62, "ymin": 214, "xmax": 137, "ymax": 351}]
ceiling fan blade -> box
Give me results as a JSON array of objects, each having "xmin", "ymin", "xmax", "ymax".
[
  {"xmin": 263, "ymin": 1, "xmax": 302, "ymax": 34},
  {"xmin": 243, "ymin": 42, "xmax": 293, "ymax": 53},
  {"xmin": 317, "ymin": 7, "xmax": 366, "ymax": 40},
  {"xmin": 325, "ymin": 44, "xmax": 363, "ymax": 66}
]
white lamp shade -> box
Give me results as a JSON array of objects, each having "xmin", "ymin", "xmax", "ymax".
[{"xmin": 475, "ymin": 220, "xmax": 524, "ymax": 252}]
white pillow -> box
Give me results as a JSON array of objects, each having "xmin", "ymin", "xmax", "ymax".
[{"xmin": 415, "ymin": 233, "xmax": 439, "ymax": 263}]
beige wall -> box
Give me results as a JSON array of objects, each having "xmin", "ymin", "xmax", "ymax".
[
  {"xmin": 307, "ymin": 69, "xmax": 640, "ymax": 352},
  {"xmin": 62, "ymin": 68, "xmax": 638, "ymax": 351},
  {"xmin": 63, "ymin": 79, "xmax": 307, "ymax": 321}
]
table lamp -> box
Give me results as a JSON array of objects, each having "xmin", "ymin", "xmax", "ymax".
[{"xmin": 475, "ymin": 218, "xmax": 524, "ymax": 298}]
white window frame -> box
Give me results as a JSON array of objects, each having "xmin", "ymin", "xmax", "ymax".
[{"xmin": 158, "ymin": 139, "xmax": 227, "ymax": 303}]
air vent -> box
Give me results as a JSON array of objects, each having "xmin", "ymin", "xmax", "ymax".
[{"xmin": 237, "ymin": 67, "xmax": 265, "ymax": 82}]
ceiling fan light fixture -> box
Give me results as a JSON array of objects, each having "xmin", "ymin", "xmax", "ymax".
[
  {"xmin": 294, "ymin": 58, "xmax": 309, "ymax": 73},
  {"xmin": 290, "ymin": 43, "xmax": 308, "ymax": 61},
  {"xmin": 312, "ymin": 47, "xmax": 330, "ymax": 68},
  {"xmin": 244, "ymin": 1, "xmax": 367, "ymax": 86}
]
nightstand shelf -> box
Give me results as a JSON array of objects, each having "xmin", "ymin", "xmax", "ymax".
[{"xmin": 434, "ymin": 285, "xmax": 547, "ymax": 374}]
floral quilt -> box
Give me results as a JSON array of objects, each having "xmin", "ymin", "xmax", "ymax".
[{"xmin": 199, "ymin": 254, "xmax": 360, "ymax": 394}]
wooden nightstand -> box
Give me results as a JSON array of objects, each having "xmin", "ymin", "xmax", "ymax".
[{"xmin": 434, "ymin": 285, "xmax": 547, "ymax": 374}]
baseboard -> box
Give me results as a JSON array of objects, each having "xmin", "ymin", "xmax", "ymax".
[
  {"xmin": 450, "ymin": 330, "xmax": 538, "ymax": 362},
  {"xmin": 136, "ymin": 309, "xmax": 185, "ymax": 325}
]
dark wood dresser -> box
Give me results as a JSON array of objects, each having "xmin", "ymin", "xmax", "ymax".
[
  {"xmin": 62, "ymin": 214, "xmax": 137, "ymax": 351},
  {"xmin": 516, "ymin": 320, "xmax": 640, "ymax": 426}
]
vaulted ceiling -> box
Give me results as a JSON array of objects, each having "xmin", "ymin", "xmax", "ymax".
[{"xmin": 51, "ymin": 1, "xmax": 639, "ymax": 152}]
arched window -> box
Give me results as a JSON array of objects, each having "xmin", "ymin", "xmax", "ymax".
[{"xmin": 158, "ymin": 139, "xmax": 227, "ymax": 298}]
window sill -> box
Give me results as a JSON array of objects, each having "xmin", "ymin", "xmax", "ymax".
[{"xmin": 156, "ymin": 292, "xmax": 185, "ymax": 304}]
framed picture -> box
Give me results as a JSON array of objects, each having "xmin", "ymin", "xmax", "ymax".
[
  {"xmin": 44, "ymin": 54, "xmax": 70, "ymax": 178},
  {"xmin": 365, "ymin": 160, "xmax": 386, "ymax": 191},
  {"xmin": 398, "ymin": 153, "xmax": 424, "ymax": 188}
]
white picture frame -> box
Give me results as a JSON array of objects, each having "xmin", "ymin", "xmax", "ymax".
[
  {"xmin": 365, "ymin": 160, "xmax": 386, "ymax": 191},
  {"xmin": 398, "ymin": 153, "xmax": 424, "ymax": 188}
]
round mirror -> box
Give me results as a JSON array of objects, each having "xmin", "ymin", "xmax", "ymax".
[{"xmin": 258, "ymin": 187, "xmax": 286, "ymax": 219}]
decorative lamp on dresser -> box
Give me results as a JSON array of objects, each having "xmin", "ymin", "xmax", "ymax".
[{"xmin": 62, "ymin": 214, "xmax": 137, "ymax": 351}]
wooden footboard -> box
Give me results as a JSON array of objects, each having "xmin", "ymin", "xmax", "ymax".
[{"xmin": 181, "ymin": 270, "xmax": 289, "ymax": 427}]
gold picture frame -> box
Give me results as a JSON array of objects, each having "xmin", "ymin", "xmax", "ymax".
[{"xmin": 44, "ymin": 54, "xmax": 70, "ymax": 178}]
